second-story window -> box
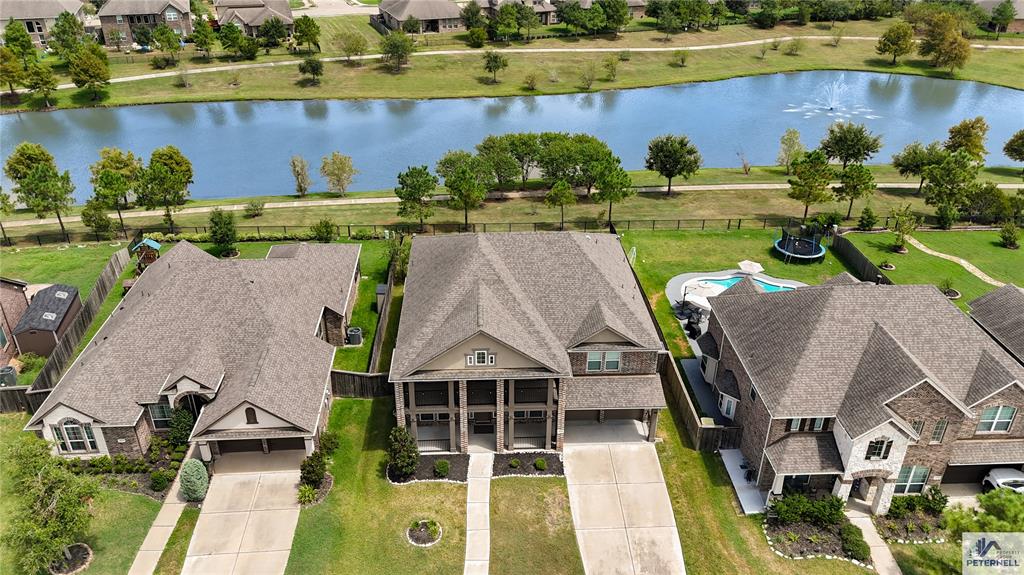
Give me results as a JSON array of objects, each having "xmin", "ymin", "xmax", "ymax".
[
  {"xmin": 585, "ymin": 352, "xmax": 620, "ymax": 372},
  {"xmin": 977, "ymin": 406, "xmax": 1016, "ymax": 433},
  {"xmin": 930, "ymin": 420, "xmax": 948, "ymax": 443},
  {"xmin": 586, "ymin": 352, "xmax": 603, "ymax": 371},
  {"xmin": 865, "ymin": 438, "xmax": 893, "ymax": 460},
  {"xmin": 604, "ymin": 352, "xmax": 620, "ymax": 371},
  {"xmin": 911, "ymin": 420, "xmax": 925, "ymax": 436},
  {"xmin": 811, "ymin": 417, "xmax": 825, "ymax": 432},
  {"xmin": 788, "ymin": 418, "xmax": 802, "ymax": 432}
]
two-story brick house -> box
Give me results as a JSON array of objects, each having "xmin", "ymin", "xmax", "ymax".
[
  {"xmin": 695, "ymin": 273, "xmax": 1024, "ymax": 515},
  {"xmin": 97, "ymin": 0, "xmax": 192, "ymax": 46},
  {"xmin": 0, "ymin": 0, "xmax": 86, "ymax": 48},
  {"xmin": 26, "ymin": 241, "xmax": 360, "ymax": 464},
  {"xmin": 389, "ymin": 232, "xmax": 666, "ymax": 453}
]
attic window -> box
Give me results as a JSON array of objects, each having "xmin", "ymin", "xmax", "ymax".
[
  {"xmin": 42, "ymin": 312, "xmax": 57, "ymax": 321},
  {"xmin": 245, "ymin": 407, "xmax": 258, "ymax": 425},
  {"xmin": 467, "ymin": 350, "xmax": 494, "ymax": 367},
  {"xmin": 55, "ymin": 291, "xmax": 68, "ymax": 299}
]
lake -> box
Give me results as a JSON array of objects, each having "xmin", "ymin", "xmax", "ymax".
[{"xmin": 1, "ymin": 71, "xmax": 1022, "ymax": 201}]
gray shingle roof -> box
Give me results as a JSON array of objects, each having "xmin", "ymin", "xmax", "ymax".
[
  {"xmin": 970, "ymin": 284, "xmax": 1024, "ymax": 364},
  {"xmin": 710, "ymin": 283, "xmax": 1024, "ymax": 426},
  {"xmin": 216, "ymin": 0, "xmax": 292, "ymax": 26},
  {"xmin": 0, "ymin": 0, "xmax": 83, "ymax": 20},
  {"xmin": 380, "ymin": 0, "xmax": 460, "ymax": 21},
  {"xmin": 14, "ymin": 284, "xmax": 78, "ymax": 334},
  {"xmin": 98, "ymin": 0, "xmax": 188, "ymax": 16},
  {"xmin": 695, "ymin": 331, "xmax": 718, "ymax": 359},
  {"xmin": 390, "ymin": 233, "xmax": 662, "ymax": 380},
  {"xmin": 715, "ymin": 369, "xmax": 739, "ymax": 399},
  {"xmin": 765, "ymin": 433, "xmax": 845, "ymax": 474},
  {"xmin": 950, "ymin": 439, "xmax": 1024, "ymax": 465},
  {"xmin": 29, "ymin": 242, "xmax": 360, "ymax": 436},
  {"xmin": 564, "ymin": 374, "xmax": 666, "ymax": 410},
  {"xmin": 822, "ymin": 272, "xmax": 862, "ymax": 286}
]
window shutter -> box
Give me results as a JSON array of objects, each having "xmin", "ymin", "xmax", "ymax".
[
  {"xmin": 487, "ymin": 354, "xmax": 495, "ymax": 365},
  {"xmin": 882, "ymin": 440, "xmax": 892, "ymax": 459}
]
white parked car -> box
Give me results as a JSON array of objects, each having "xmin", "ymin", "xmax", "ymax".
[{"xmin": 982, "ymin": 468, "xmax": 1024, "ymax": 493}]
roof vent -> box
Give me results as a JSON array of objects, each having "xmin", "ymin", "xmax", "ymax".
[
  {"xmin": 55, "ymin": 291, "xmax": 69, "ymax": 299},
  {"xmin": 42, "ymin": 312, "xmax": 57, "ymax": 321}
]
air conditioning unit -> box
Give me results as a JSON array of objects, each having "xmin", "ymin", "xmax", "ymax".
[
  {"xmin": 346, "ymin": 327, "xmax": 363, "ymax": 346},
  {"xmin": 0, "ymin": 366, "xmax": 17, "ymax": 387}
]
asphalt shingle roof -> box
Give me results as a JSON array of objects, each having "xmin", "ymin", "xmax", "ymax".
[
  {"xmin": 0, "ymin": 0, "xmax": 83, "ymax": 20},
  {"xmin": 564, "ymin": 374, "xmax": 666, "ymax": 410},
  {"xmin": 29, "ymin": 242, "xmax": 359, "ymax": 436},
  {"xmin": 14, "ymin": 284, "xmax": 78, "ymax": 334},
  {"xmin": 390, "ymin": 233, "xmax": 662, "ymax": 380},
  {"xmin": 970, "ymin": 284, "xmax": 1024, "ymax": 364},
  {"xmin": 695, "ymin": 331, "xmax": 718, "ymax": 359},
  {"xmin": 380, "ymin": 0, "xmax": 460, "ymax": 21},
  {"xmin": 950, "ymin": 439, "xmax": 1024, "ymax": 465},
  {"xmin": 98, "ymin": 0, "xmax": 188, "ymax": 16},
  {"xmin": 765, "ymin": 433, "xmax": 845, "ymax": 474}
]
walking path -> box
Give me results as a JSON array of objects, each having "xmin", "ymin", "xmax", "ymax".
[
  {"xmin": 21, "ymin": 37, "xmax": 1024, "ymax": 93},
  {"xmin": 464, "ymin": 453, "xmax": 493, "ymax": 575},
  {"xmin": 127, "ymin": 475, "xmax": 188, "ymax": 575},
  {"xmin": 845, "ymin": 507, "xmax": 902, "ymax": 575},
  {"xmin": 6, "ymin": 182, "xmax": 1022, "ymax": 231},
  {"xmin": 906, "ymin": 235, "xmax": 1005, "ymax": 287}
]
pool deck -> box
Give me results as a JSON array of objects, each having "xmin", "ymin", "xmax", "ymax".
[{"xmin": 665, "ymin": 269, "xmax": 807, "ymax": 311}]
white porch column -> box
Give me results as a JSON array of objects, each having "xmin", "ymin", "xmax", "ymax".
[
  {"xmin": 872, "ymin": 481, "xmax": 896, "ymax": 515},
  {"xmin": 770, "ymin": 474, "xmax": 785, "ymax": 495},
  {"xmin": 832, "ymin": 477, "xmax": 852, "ymax": 500},
  {"xmin": 304, "ymin": 437, "xmax": 315, "ymax": 455},
  {"xmin": 198, "ymin": 441, "xmax": 212, "ymax": 462}
]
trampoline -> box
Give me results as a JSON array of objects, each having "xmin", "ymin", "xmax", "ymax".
[{"xmin": 774, "ymin": 224, "xmax": 827, "ymax": 262}]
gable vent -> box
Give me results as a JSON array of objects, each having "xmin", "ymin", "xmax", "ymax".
[
  {"xmin": 42, "ymin": 312, "xmax": 57, "ymax": 321},
  {"xmin": 54, "ymin": 291, "xmax": 69, "ymax": 299}
]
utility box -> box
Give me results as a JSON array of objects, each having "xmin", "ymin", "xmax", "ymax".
[{"xmin": 347, "ymin": 327, "xmax": 363, "ymax": 346}]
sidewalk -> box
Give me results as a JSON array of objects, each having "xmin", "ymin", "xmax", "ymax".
[
  {"xmin": 845, "ymin": 507, "xmax": 902, "ymax": 575},
  {"xmin": 464, "ymin": 453, "xmax": 493, "ymax": 575},
  {"xmin": 127, "ymin": 474, "xmax": 188, "ymax": 575}
]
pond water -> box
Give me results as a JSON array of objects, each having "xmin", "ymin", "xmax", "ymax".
[{"xmin": 1, "ymin": 70, "xmax": 1021, "ymax": 201}]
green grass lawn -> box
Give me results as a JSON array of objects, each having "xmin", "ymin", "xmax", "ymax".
[
  {"xmin": 0, "ymin": 243, "xmax": 124, "ymax": 296},
  {"xmin": 489, "ymin": 477, "xmax": 583, "ymax": 575},
  {"xmin": 890, "ymin": 540, "xmax": 961, "ymax": 575},
  {"xmin": 333, "ymin": 240, "xmax": 390, "ymax": 371},
  {"xmin": 286, "ymin": 398, "xmax": 466, "ymax": 574},
  {"xmin": 375, "ymin": 283, "xmax": 403, "ymax": 372},
  {"xmin": 844, "ymin": 231, "xmax": 998, "ymax": 309},
  {"xmin": 913, "ymin": 230, "xmax": 1024, "ymax": 286},
  {"xmin": 154, "ymin": 506, "xmax": 200, "ymax": 575}
]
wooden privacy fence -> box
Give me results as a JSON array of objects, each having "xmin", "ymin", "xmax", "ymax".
[
  {"xmin": 0, "ymin": 386, "xmax": 29, "ymax": 413},
  {"xmin": 367, "ymin": 264, "xmax": 396, "ymax": 373},
  {"xmin": 24, "ymin": 248, "xmax": 131, "ymax": 413},
  {"xmin": 330, "ymin": 370, "xmax": 390, "ymax": 398},
  {"xmin": 831, "ymin": 235, "xmax": 893, "ymax": 285}
]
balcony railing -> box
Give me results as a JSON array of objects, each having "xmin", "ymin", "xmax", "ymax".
[
  {"xmin": 514, "ymin": 388, "xmax": 548, "ymax": 404},
  {"xmin": 418, "ymin": 438, "xmax": 451, "ymax": 452}
]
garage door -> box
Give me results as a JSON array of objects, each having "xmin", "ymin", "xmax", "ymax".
[
  {"xmin": 268, "ymin": 437, "xmax": 305, "ymax": 451},
  {"xmin": 944, "ymin": 464, "xmax": 1024, "ymax": 484},
  {"xmin": 566, "ymin": 410, "xmax": 599, "ymax": 421},
  {"xmin": 605, "ymin": 409, "xmax": 644, "ymax": 420},
  {"xmin": 218, "ymin": 439, "xmax": 263, "ymax": 453}
]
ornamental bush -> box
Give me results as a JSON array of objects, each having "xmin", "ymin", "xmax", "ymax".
[
  {"xmin": 840, "ymin": 522, "xmax": 871, "ymax": 562},
  {"xmin": 858, "ymin": 205, "xmax": 878, "ymax": 230},
  {"xmin": 319, "ymin": 430, "xmax": 339, "ymax": 455},
  {"xmin": 433, "ymin": 459, "xmax": 450, "ymax": 478},
  {"xmin": 298, "ymin": 484, "xmax": 317, "ymax": 505},
  {"xmin": 1001, "ymin": 222, "xmax": 1020, "ymax": 249},
  {"xmin": 310, "ymin": 218, "xmax": 337, "ymax": 243},
  {"xmin": 509, "ymin": 458, "xmax": 520, "ymax": 469},
  {"xmin": 168, "ymin": 408, "xmax": 194, "ymax": 447},
  {"xmin": 807, "ymin": 495, "xmax": 845, "ymax": 526},
  {"xmin": 533, "ymin": 457, "xmax": 547, "ymax": 471},
  {"xmin": 769, "ymin": 493, "xmax": 812, "ymax": 525},
  {"xmin": 887, "ymin": 494, "xmax": 917, "ymax": 519},
  {"xmin": 920, "ymin": 485, "xmax": 949, "ymax": 516},
  {"xmin": 386, "ymin": 427, "xmax": 419, "ymax": 480},
  {"xmin": 179, "ymin": 459, "xmax": 209, "ymax": 501},
  {"xmin": 300, "ymin": 450, "xmax": 327, "ymax": 487},
  {"xmin": 149, "ymin": 469, "xmax": 172, "ymax": 491}
]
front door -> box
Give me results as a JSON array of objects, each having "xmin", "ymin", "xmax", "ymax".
[{"xmin": 472, "ymin": 412, "xmax": 494, "ymax": 434}]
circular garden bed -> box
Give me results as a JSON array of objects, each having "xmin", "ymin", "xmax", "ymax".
[
  {"xmin": 49, "ymin": 543, "xmax": 92, "ymax": 575},
  {"xmin": 407, "ymin": 520, "xmax": 442, "ymax": 547}
]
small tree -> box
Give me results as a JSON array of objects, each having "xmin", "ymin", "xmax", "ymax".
[
  {"xmin": 836, "ymin": 164, "xmax": 876, "ymax": 219},
  {"xmin": 918, "ymin": 13, "xmax": 971, "ymax": 74},
  {"xmin": 69, "ymin": 42, "xmax": 110, "ymax": 101},
  {"xmin": 0, "ymin": 46, "xmax": 24, "ymax": 98},
  {"xmin": 320, "ymin": 152, "xmax": 357, "ymax": 196},
  {"xmin": 132, "ymin": 25, "xmax": 153, "ymax": 47},
  {"xmin": 402, "ymin": 16, "xmax": 421, "ymax": 35},
  {"xmin": 461, "ymin": 0, "xmax": 487, "ymax": 29},
  {"xmin": 395, "ymin": 165, "xmax": 438, "ymax": 230},
  {"xmin": 777, "ymin": 128, "xmax": 805, "ymax": 175},
  {"xmin": 338, "ymin": 31, "xmax": 368, "ymax": 63},
  {"xmin": 645, "ymin": 134, "xmax": 702, "ymax": 196},
  {"xmin": 259, "ymin": 16, "xmax": 288, "ymax": 48},
  {"xmin": 90, "ymin": 147, "xmax": 141, "ymax": 230},
  {"xmin": 787, "ymin": 150, "xmax": 835, "ymax": 220},
  {"xmin": 381, "ymin": 31, "xmax": 414, "ymax": 72},
  {"xmin": 945, "ymin": 116, "xmax": 989, "ymax": 162},
  {"xmin": 17, "ymin": 163, "xmax": 75, "ymax": 240},
  {"xmin": 858, "ymin": 205, "xmax": 878, "ymax": 231},
  {"xmin": 991, "ymin": 0, "xmax": 1018, "ymax": 39},
  {"xmin": 152, "ymin": 24, "xmax": 181, "ymax": 61},
  {"xmin": 876, "ymin": 21, "xmax": 914, "ymax": 64},
  {"xmin": 179, "ymin": 459, "xmax": 209, "ymax": 502},
  {"xmin": 603, "ymin": 55, "xmax": 618, "ymax": 80},
  {"xmin": 922, "ymin": 150, "xmax": 980, "ymax": 229},
  {"xmin": 483, "ymin": 50, "xmax": 508, "ymax": 83},
  {"xmin": 544, "ymin": 179, "xmax": 576, "ymax": 229},
  {"xmin": 888, "ymin": 204, "xmax": 919, "ymax": 252},
  {"xmin": 579, "ymin": 62, "xmax": 596, "ymax": 89},
  {"xmin": 658, "ymin": 11, "xmax": 681, "ymax": 40},
  {"xmin": 438, "ymin": 151, "xmax": 492, "ymax": 228},
  {"xmin": 139, "ymin": 146, "xmax": 192, "ymax": 228},
  {"xmin": 192, "ymin": 18, "xmax": 215, "ymax": 59},
  {"xmin": 1000, "ymin": 221, "xmax": 1020, "ymax": 249},
  {"xmin": 599, "ymin": 0, "xmax": 631, "ymax": 34},
  {"xmin": 300, "ymin": 450, "xmax": 327, "ymax": 487},
  {"xmin": 238, "ymin": 37, "xmax": 260, "ymax": 60},
  {"xmin": 168, "ymin": 407, "xmax": 194, "ymax": 446},
  {"xmin": 386, "ymin": 427, "xmax": 419, "ymax": 480},
  {"xmin": 467, "ymin": 27, "xmax": 487, "ymax": 48},
  {"xmin": 290, "ymin": 155, "xmax": 312, "ymax": 196},
  {"xmin": 4, "ymin": 17, "xmax": 36, "ymax": 68},
  {"xmin": 892, "ymin": 141, "xmax": 948, "ymax": 193},
  {"xmin": 81, "ymin": 197, "xmax": 115, "ymax": 238},
  {"xmin": 24, "ymin": 62, "xmax": 58, "ymax": 107},
  {"xmin": 820, "ymin": 121, "xmax": 882, "ymax": 169},
  {"xmin": 593, "ymin": 164, "xmax": 634, "ymax": 226},
  {"xmin": 50, "ymin": 10, "xmax": 86, "ymax": 61},
  {"xmin": 298, "ymin": 56, "xmax": 324, "ymax": 85},
  {"xmin": 219, "ymin": 23, "xmax": 243, "ymax": 58},
  {"xmin": 293, "ymin": 15, "xmax": 321, "ymax": 53},
  {"xmin": 108, "ymin": 29, "xmax": 127, "ymax": 51},
  {"xmin": 310, "ymin": 218, "xmax": 336, "ymax": 242},
  {"xmin": 517, "ymin": 3, "xmax": 542, "ymax": 41},
  {"xmin": 209, "ymin": 207, "xmax": 237, "ymax": 255}
]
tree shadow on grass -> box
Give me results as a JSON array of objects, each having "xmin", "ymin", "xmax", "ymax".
[
  {"xmin": 294, "ymin": 78, "xmax": 322, "ymax": 88},
  {"xmin": 68, "ymin": 88, "xmax": 111, "ymax": 107}
]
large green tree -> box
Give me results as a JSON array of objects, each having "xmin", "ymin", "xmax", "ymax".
[
  {"xmin": 437, "ymin": 150, "xmax": 493, "ymax": 228},
  {"xmin": 50, "ymin": 11, "xmax": 86, "ymax": 61},
  {"xmin": 475, "ymin": 135, "xmax": 519, "ymax": 189},
  {"xmin": 18, "ymin": 163, "xmax": 76, "ymax": 239},
  {"xmin": 644, "ymin": 134, "xmax": 702, "ymax": 196},
  {"xmin": 875, "ymin": 21, "xmax": 914, "ymax": 64},
  {"xmin": 68, "ymin": 41, "xmax": 110, "ymax": 100},
  {"xmin": 573, "ymin": 134, "xmax": 616, "ymax": 195},
  {"xmin": 4, "ymin": 17, "xmax": 36, "ymax": 68},
  {"xmin": 461, "ymin": 0, "xmax": 487, "ymax": 29},
  {"xmin": 395, "ymin": 165, "xmax": 439, "ymax": 230},
  {"xmin": 1004, "ymin": 129, "xmax": 1024, "ymax": 177},
  {"xmin": 918, "ymin": 12, "xmax": 971, "ymax": 74},
  {"xmin": 819, "ymin": 121, "xmax": 882, "ymax": 169},
  {"xmin": 24, "ymin": 62, "xmax": 58, "ymax": 107},
  {"xmin": 4, "ymin": 142, "xmax": 55, "ymax": 185},
  {"xmin": 593, "ymin": 163, "xmax": 634, "ymax": 226},
  {"xmin": 598, "ymin": 0, "xmax": 631, "ymax": 34},
  {"xmin": 0, "ymin": 46, "xmax": 24, "ymax": 97},
  {"xmin": 140, "ymin": 146, "xmax": 192, "ymax": 228},
  {"xmin": 787, "ymin": 149, "xmax": 835, "ymax": 220},
  {"xmin": 515, "ymin": 3, "xmax": 542, "ymax": 41},
  {"xmin": 152, "ymin": 23, "xmax": 181, "ymax": 61},
  {"xmin": 537, "ymin": 132, "xmax": 581, "ymax": 186},
  {"xmin": 219, "ymin": 22, "xmax": 243, "ymax": 58},
  {"xmin": 835, "ymin": 164, "xmax": 876, "ymax": 219},
  {"xmin": 945, "ymin": 116, "xmax": 989, "ymax": 162},
  {"xmin": 922, "ymin": 150, "xmax": 980, "ymax": 228},
  {"xmin": 544, "ymin": 179, "xmax": 576, "ymax": 229},
  {"xmin": 504, "ymin": 132, "xmax": 543, "ymax": 190},
  {"xmin": 191, "ymin": 18, "xmax": 216, "ymax": 59},
  {"xmin": 89, "ymin": 147, "xmax": 143, "ymax": 225},
  {"xmin": 259, "ymin": 16, "xmax": 288, "ymax": 47},
  {"xmin": 293, "ymin": 15, "xmax": 321, "ymax": 52},
  {"xmin": 381, "ymin": 31, "xmax": 414, "ymax": 72},
  {"xmin": 892, "ymin": 141, "xmax": 948, "ymax": 193}
]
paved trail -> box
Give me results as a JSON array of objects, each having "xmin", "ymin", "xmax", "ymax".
[{"xmin": 906, "ymin": 235, "xmax": 1006, "ymax": 287}]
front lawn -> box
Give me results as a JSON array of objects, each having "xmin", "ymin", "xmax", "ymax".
[
  {"xmin": 912, "ymin": 230, "xmax": 1024, "ymax": 286},
  {"xmin": 843, "ymin": 232, "xmax": 996, "ymax": 309},
  {"xmin": 890, "ymin": 540, "xmax": 961, "ymax": 575},
  {"xmin": 489, "ymin": 477, "xmax": 583, "ymax": 575},
  {"xmin": 285, "ymin": 398, "xmax": 466, "ymax": 574}
]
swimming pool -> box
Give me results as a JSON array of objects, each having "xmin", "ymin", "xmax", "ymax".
[{"xmin": 701, "ymin": 276, "xmax": 794, "ymax": 293}]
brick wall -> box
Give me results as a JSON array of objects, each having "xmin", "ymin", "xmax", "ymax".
[
  {"xmin": 960, "ymin": 385, "xmax": 1024, "ymax": 439},
  {"xmin": 888, "ymin": 383, "xmax": 968, "ymax": 485},
  {"xmin": 105, "ymin": 425, "xmax": 144, "ymax": 457},
  {"xmin": 718, "ymin": 337, "xmax": 773, "ymax": 478},
  {"xmin": 568, "ymin": 350, "xmax": 658, "ymax": 376},
  {"xmin": 99, "ymin": 13, "xmax": 193, "ymax": 46}
]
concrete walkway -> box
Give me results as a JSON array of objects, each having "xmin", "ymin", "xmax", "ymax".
[
  {"xmin": 127, "ymin": 475, "xmax": 188, "ymax": 575},
  {"xmin": 464, "ymin": 453, "xmax": 493, "ymax": 575},
  {"xmin": 845, "ymin": 507, "xmax": 902, "ymax": 575},
  {"xmin": 906, "ymin": 235, "xmax": 1006, "ymax": 287}
]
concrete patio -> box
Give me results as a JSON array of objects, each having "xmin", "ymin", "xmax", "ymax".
[{"xmin": 719, "ymin": 449, "xmax": 767, "ymax": 515}]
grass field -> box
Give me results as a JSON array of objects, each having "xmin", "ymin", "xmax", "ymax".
[
  {"xmin": 332, "ymin": 240, "xmax": 390, "ymax": 371},
  {"xmin": 890, "ymin": 540, "xmax": 961, "ymax": 575},
  {"xmin": 375, "ymin": 282, "xmax": 403, "ymax": 372},
  {"xmin": 913, "ymin": 230, "xmax": 1024, "ymax": 286},
  {"xmin": 489, "ymin": 477, "xmax": 584, "ymax": 575},
  {"xmin": 0, "ymin": 243, "xmax": 125, "ymax": 296},
  {"xmin": 154, "ymin": 506, "xmax": 201, "ymax": 575},
  {"xmin": 286, "ymin": 398, "xmax": 466, "ymax": 575}
]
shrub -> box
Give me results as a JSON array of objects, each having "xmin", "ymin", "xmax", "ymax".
[
  {"xmin": 840, "ymin": 523, "xmax": 871, "ymax": 561},
  {"xmin": 812, "ymin": 211, "xmax": 844, "ymax": 230},
  {"xmin": 920, "ymin": 485, "xmax": 949, "ymax": 516},
  {"xmin": 168, "ymin": 408, "xmax": 194, "ymax": 447},
  {"xmin": 387, "ymin": 427, "xmax": 419, "ymax": 480},
  {"xmin": 179, "ymin": 459, "xmax": 209, "ymax": 501},
  {"xmin": 618, "ymin": 50, "xmax": 631, "ymax": 61},
  {"xmin": 1001, "ymin": 222, "xmax": 1020, "ymax": 249},
  {"xmin": 808, "ymin": 495, "xmax": 845, "ymax": 526},
  {"xmin": 769, "ymin": 493, "xmax": 812, "ymax": 525},
  {"xmin": 16, "ymin": 352, "xmax": 45, "ymax": 373},
  {"xmin": 300, "ymin": 451, "xmax": 327, "ymax": 487},
  {"xmin": 89, "ymin": 455, "xmax": 112, "ymax": 474},
  {"xmin": 319, "ymin": 430, "xmax": 339, "ymax": 455},
  {"xmin": 533, "ymin": 457, "xmax": 547, "ymax": 471},
  {"xmin": 170, "ymin": 451, "xmax": 185, "ymax": 462},
  {"xmin": 509, "ymin": 458, "xmax": 521, "ymax": 469},
  {"xmin": 467, "ymin": 27, "xmax": 487, "ymax": 48},
  {"xmin": 523, "ymin": 72, "xmax": 538, "ymax": 91},
  {"xmin": 935, "ymin": 203, "xmax": 959, "ymax": 229},
  {"xmin": 859, "ymin": 205, "xmax": 878, "ymax": 230},
  {"xmin": 427, "ymin": 519, "xmax": 440, "ymax": 539},
  {"xmin": 174, "ymin": 444, "xmax": 187, "ymax": 454},
  {"xmin": 674, "ymin": 50, "xmax": 688, "ymax": 67},
  {"xmin": 310, "ymin": 218, "xmax": 337, "ymax": 243},
  {"xmin": 783, "ymin": 38, "xmax": 805, "ymax": 55},
  {"xmin": 149, "ymin": 469, "xmax": 172, "ymax": 491},
  {"xmin": 112, "ymin": 454, "xmax": 130, "ymax": 473},
  {"xmin": 244, "ymin": 200, "xmax": 265, "ymax": 218},
  {"xmin": 150, "ymin": 55, "xmax": 177, "ymax": 69},
  {"xmin": 433, "ymin": 459, "xmax": 450, "ymax": 478},
  {"xmin": 887, "ymin": 495, "xmax": 916, "ymax": 519},
  {"xmin": 169, "ymin": 461, "xmax": 181, "ymax": 470},
  {"xmin": 298, "ymin": 484, "xmax": 317, "ymax": 505}
]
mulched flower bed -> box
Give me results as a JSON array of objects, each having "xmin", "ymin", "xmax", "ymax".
[
  {"xmin": 493, "ymin": 452, "xmax": 564, "ymax": 477},
  {"xmin": 99, "ymin": 473, "xmax": 172, "ymax": 502},
  {"xmin": 49, "ymin": 543, "xmax": 92, "ymax": 575},
  {"xmin": 873, "ymin": 510, "xmax": 945, "ymax": 543},
  {"xmin": 389, "ymin": 454, "xmax": 469, "ymax": 483},
  {"xmin": 766, "ymin": 522, "xmax": 846, "ymax": 559},
  {"xmin": 302, "ymin": 472, "xmax": 334, "ymax": 508},
  {"xmin": 407, "ymin": 520, "xmax": 442, "ymax": 547}
]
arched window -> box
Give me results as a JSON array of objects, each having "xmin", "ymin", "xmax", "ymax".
[
  {"xmin": 245, "ymin": 407, "xmax": 258, "ymax": 425},
  {"xmin": 51, "ymin": 418, "xmax": 98, "ymax": 452}
]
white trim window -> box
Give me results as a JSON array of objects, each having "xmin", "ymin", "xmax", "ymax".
[
  {"xmin": 148, "ymin": 402, "xmax": 173, "ymax": 429},
  {"xmin": 603, "ymin": 351, "xmax": 621, "ymax": 371},
  {"xmin": 894, "ymin": 465, "xmax": 929, "ymax": 494},
  {"xmin": 165, "ymin": 8, "xmax": 179, "ymax": 21},
  {"xmin": 586, "ymin": 352, "xmax": 602, "ymax": 371},
  {"xmin": 719, "ymin": 394, "xmax": 736, "ymax": 418},
  {"xmin": 467, "ymin": 349, "xmax": 495, "ymax": 367},
  {"xmin": 930, "ymin": 419, "xmax": 948, "ymax": 443},
  {"xmin": 586, "ymin": 351, "xmax": 621, "ymax": 372},
  {"xmin": 977, "ymin": 406, "xmax": 1016, "ymax": 433},
  {"xmin": 811, "ymin": 417, "xmax": 825, "ymax": 432},
  {"xmin": 787, "ymin": 418, "xmax": 802, "ymax": 432},
  {"xmin": 52, "ymin": 419, "xmax": 98, "ymax": 453},
  {"xmin": 911, "ymin": 420, "xmax": 925, "ymax": 436},
  {"xmin": 865, "ymin": 438, "xmax": 892, "ymax": 460}
]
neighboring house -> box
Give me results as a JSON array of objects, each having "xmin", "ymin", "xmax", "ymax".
[
  {"xmin": 977, "ymin": 0, "xmax": 1024, "ymax": 33},
  {"xmin": 0, "ymin": 0, "xmax": 86, "ymax": 48},
  {"xmin": 0, "ymin": 277, "xmax": 30, "ymax": 365},
  {"xmin": 579, "ymin": 0, "xmax": 646, "ymax": 19},
  {"xmin": 25, "ymin": 242, "xmax": 361, "ymax": 463},
  {"xmin": 214, "ymin": 0, "xmax": 293, "ymax": 38},
  {"xmin": 378, "ymin": 0, "xmax": 463, "ymax": 33},
  {"xmin": 695, "ymin": 273, "xmax": 1024, "ymax": 515},
  {"xmin": 970, "ymin": 284, "xmax": 1024, "ymax": 366},
  {"xmin": 389, "ymin": 232, "xmax": 666, "ymax": 454},
  {"xmin": 12, "ymin": 284, "xmax": 81, "ymax": 358},
  {"xmin": 97, "ymin": 0, "xmax": 192, "ymax": 46},
  {"xmin": 483, "ymin": 0, "xmax": 559, "ymax": 25}
]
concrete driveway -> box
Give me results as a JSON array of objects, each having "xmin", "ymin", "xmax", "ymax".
[
  {"xmin": 182, "ymin": 470, "xmax": 300, "ymax": 575},
  {"xmin": 565, "ymin": 443, "xmax": 686, "ymax": 575}
]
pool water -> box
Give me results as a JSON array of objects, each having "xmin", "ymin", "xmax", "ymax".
[{"xmin": 703, "ymin": 276, "xmax": 793, "ymax": 293}]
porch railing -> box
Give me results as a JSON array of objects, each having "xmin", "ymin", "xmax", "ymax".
[{"xmin": 417, "ymin": 438, "xmax": 451, "ymax": 452}]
